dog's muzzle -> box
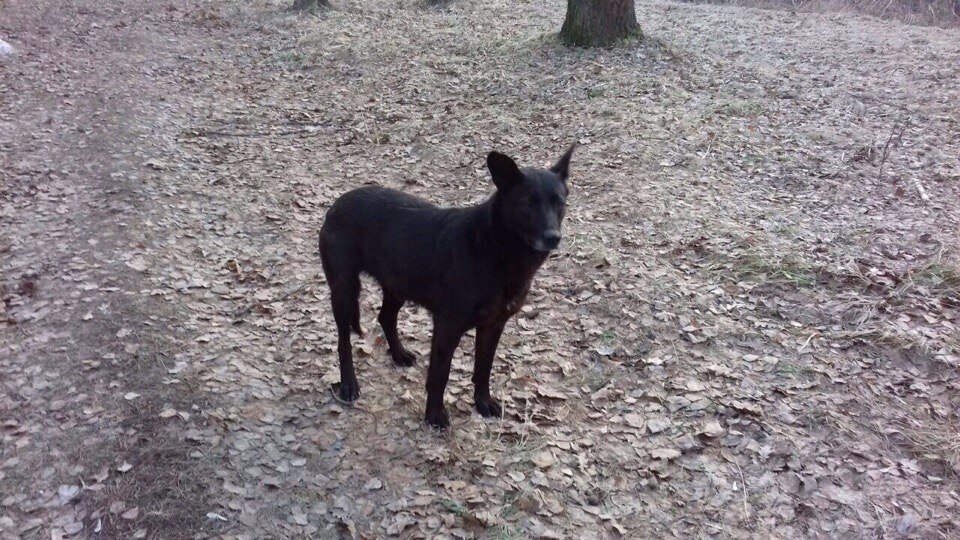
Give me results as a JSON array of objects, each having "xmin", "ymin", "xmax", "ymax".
[{"xmin": 534, "ymin": 231, "xmax": 561, "ymax": 252}]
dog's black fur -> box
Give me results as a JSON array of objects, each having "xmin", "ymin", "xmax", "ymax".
[{"xmin": 319, "ymin": 146, "xmax": 574, "ymax": 429}]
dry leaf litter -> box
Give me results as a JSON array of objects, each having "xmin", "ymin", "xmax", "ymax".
[{"xmin": 1, "ymin": 0, "xmax": 959, "ymax": 537}]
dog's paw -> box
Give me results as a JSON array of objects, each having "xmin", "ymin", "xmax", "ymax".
[
  {"xmin": 390, "ymin": 347, "xmax": 417, "ymax": 367},
  {"xmin": 424, "ymin": 406, "xmax": 450, "ymax": 430},
  {"xmin": 474, "ymin": 395, "xmax": 503, "ymax": 418},
  {"xmin": 333, "ymin": 380, "xmax": 360, "ymax": 403}
]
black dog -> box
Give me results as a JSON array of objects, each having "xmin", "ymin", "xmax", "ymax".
[{"xmin": 319, "ymin": 146, "xmax": 574, "ymax": 429}]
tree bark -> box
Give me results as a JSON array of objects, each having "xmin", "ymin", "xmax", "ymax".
[
  {"xmin": 559, "ymin": 0, "xmax": 639, "ymax": 47},
  {"xmin": 293, "ymin": 0, "xmax": 328, "ymax": 12}
]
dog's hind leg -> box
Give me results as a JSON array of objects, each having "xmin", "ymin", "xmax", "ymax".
[
  {"xmin": 378, "ymin": 290, "xmax": 416, "ymax": 367},
  {"xmin": 321, "ymin": 247, "xmax": 363, "ymax": 403},
  {"xmin": 424, "ymin": 317, "xmax": 465, "ymax": 430},
  {"xmin": 330, "ymin": 272, "xmax": 362, "ymax": 402}
]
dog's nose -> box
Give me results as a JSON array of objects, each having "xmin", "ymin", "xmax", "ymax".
[{"xmin": 541, "ymin": 231, "xmax": 561, "ymax": 250}]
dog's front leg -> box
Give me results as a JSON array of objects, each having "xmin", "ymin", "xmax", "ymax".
[
  {"xmin": 424, "ymin": 318, "xmax": 464, "ymax": 430},
  {"xmin": 473, "ymin": 319, "xmax": 507, "ymax": 418}
]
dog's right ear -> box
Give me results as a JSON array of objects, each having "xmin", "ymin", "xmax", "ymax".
[{"xmin": 487, "ymin": 151, "xmax": 523, "ymax": 190}]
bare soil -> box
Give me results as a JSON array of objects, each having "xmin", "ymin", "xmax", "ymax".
[{"xmin": 2, "ymin": 0, "xmax": 958, "ymax": 538}]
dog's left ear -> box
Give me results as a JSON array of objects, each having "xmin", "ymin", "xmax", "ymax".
[{"xmin": 550, "ymin": 143, "xmax": 576, "ymax": 184}]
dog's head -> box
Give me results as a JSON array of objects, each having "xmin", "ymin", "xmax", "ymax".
[{"xmin": 488, "ymin": 145, "xmax": 575, "ymax": 252}]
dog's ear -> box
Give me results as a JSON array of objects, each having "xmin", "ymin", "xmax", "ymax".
[
  {"xmin": 550, "ymin": 143, "xmax": 576, "ymax": 184},
  {"xmin": 487, "ymin": 151, "xmax": 523, "ymax": 190}
]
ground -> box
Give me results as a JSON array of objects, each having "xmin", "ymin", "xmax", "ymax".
[{"xmin": 1, "ymin": 0, "xmax": 959, "ymax": 537}]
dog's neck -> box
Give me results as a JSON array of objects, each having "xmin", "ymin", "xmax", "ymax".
[{"xmin": 475, "ymin": 198, "xmax": 550, "ymax": 275}]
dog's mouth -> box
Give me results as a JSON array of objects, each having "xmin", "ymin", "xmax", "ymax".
[{"xmin": 529, "ymin": 234, "xmax": 561, "ymax": 252}]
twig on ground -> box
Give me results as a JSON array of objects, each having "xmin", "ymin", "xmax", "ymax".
[
  {"xmin": 735, "ymin": 458, "xmax": 750, "ymax": 519},
  {"xmin": 187, "ymin": 127, "xmax": 325, "ymax": 138},
  {"xmin": 798, "ymin": 332, "xmax": 819, "ymax": 352},
  {"xmin": 877, "ymin": 114, "xmax": 908, "ymax": 182},
  {"xmin": 234, "ymin": 283, "xmax": 311, "ymax": 319}
]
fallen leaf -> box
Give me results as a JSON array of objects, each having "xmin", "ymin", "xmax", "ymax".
[
  {"xmin": 533, "ymin": 451, "xmax": 556, "ymax": 469},
  {"xmin": 57, "ymin": 485, "xmax": 80, "ymax": 505},
  {"xmin": 650, "ymin": 448, "xmax": 681, "ymax": 460},
  {"xmin": 700, "ymin": 420, "xmax": 725, "ymax": 438},
  {"xmin": 125, "ymin": 258, "xmax": 148, "ymax": 272},
  {"xmin": 595, "ymin": 345, "xmax": 615, "ymax": 356},
  {"xmin": 647, "ymin": 417, "xmax": 671, "ymax": 434},
  {"xmin": 896, "ymin": 512, "xmax": 916, "ymax": 535}
]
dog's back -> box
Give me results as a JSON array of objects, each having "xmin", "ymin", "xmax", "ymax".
[
  {"xmin": 321, "ymin": 185, "xmax": 439, "ymax": 239},
  {"xmin": 319, "ymin": 185, "xmax": 473, "ymax": 310}
]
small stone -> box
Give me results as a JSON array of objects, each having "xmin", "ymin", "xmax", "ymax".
[{"xmin": 0, "ymin": 38, "xmax": 15, "ymax": 57}]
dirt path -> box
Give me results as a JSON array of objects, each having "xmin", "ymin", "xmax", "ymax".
[
  {"xmin": 3, "ymin": 0, "xmax": 959, "ymax": 537},
  {"xmin": 0, "ymin": 0, "xmax": 233, "ymax": 536}
]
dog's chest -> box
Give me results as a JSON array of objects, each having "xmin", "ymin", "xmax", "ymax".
[
  {"xmin": 504, "ymin": 287, "xmax": 529, "ymax": 315},
  {"xmin": 497, "ymin": 281, "xmax": 532, "ymax": 318},
  {"xmin": 477, "ymin": 258, "xmax": 543, "ymax": 323},
  {"xmin": 476, "ymin": 281, "xmax": 530, "ymax": 323}
]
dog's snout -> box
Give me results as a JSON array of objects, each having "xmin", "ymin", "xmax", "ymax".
[{"xmin": 542, "ymin": 231, "xmax": 561, "ymax": 250}]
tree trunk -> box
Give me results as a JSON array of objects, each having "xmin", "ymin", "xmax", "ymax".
[
  {"xmin": 559, "ymin": 0, "xmax": 639, "ymax": 47},
  {"xmin": 293, "ymin": 0, "xmax": 328, "ymax": 12}
]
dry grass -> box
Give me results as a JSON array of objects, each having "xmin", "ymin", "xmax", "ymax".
[
  {"xmin": 678, "ymin": 0, "xmax": 960, "ymax": 25},
  {"xmin": 898, "ymin": 420, "xmax": 960, "ymax": 475},
  {"xmin": 849, "ymin": 381, "xmax": 960, "ymax": 481}
]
